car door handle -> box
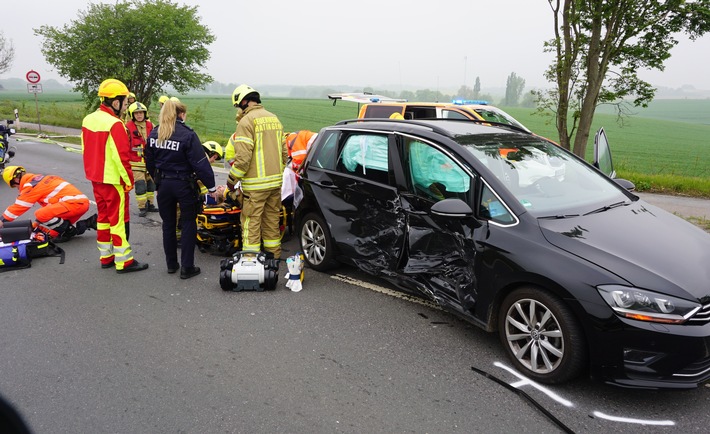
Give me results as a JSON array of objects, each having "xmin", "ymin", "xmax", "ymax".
[{"xmin": 313, "ymin": 180, "xmax": 337, "ymax": 189}]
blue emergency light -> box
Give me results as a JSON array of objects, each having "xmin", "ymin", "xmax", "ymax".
[{"xmin": 452, "ymin": 99, "xmax": 489, "ymax": 105}]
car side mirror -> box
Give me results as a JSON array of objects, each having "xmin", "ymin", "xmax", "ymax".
[
  {"xmin": 431, "ymin": 198, "xmax": 474, "ymax": 217},
  {"xmin": 613, "ymin": 178, "xmax": 635, "ymax": 192}
]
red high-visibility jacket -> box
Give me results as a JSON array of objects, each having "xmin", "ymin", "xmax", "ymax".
[{"xmin": 81, "ymin": 104, "xmax": 133, "ymax": 186}]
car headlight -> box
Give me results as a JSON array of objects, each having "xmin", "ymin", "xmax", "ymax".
[{"xmin": 597, "ymin": 285, "xmax": 701, "ymax": 324}]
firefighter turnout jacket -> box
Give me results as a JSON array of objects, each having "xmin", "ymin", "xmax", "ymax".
[
  {"xmin": 227, "ymin": 105, "xmax": 287, "ymax": 192},
  {"xmin": 126, "ymin": 119, "xmax": 154, "ymax": 171}
]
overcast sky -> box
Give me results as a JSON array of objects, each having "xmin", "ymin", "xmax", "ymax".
[{"xmin": 4, "ymin": 0, "xmax": 710, "ymax": 93}]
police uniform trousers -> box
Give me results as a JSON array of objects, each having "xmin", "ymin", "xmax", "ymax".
[
  {"xmin": 241, "ymin": 187, "xmax": 282, "ymax": 258},
  {"xmin": 157, "ymin": 178, "xmax": 200, "ymax": 269}
]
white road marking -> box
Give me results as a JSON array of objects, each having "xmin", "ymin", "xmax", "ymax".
[
  {"xmin": 591, "ymin": 411, "xmax": 675, "ymax": 426},
  {"xmin": 494, "ymin": 361, "xmax": 574, "ymax": 407}
]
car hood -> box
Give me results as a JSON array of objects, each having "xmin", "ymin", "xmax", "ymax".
[{"xmin": 539, "ymin": 200, "xmax": 710, "ymax": 302}]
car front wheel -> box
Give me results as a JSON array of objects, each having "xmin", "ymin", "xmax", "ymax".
[
  {"xmin": 298, "ymin": 213, "xmax": 337, "ymax": 271},
  {"xmin": 498, "ymin": 287, "xmax": 586, "ymax": 383}
]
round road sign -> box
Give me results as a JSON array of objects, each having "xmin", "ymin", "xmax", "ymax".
[{"xmin": 26, "ymin": 70, "xmax": 41, "ymax": 84}]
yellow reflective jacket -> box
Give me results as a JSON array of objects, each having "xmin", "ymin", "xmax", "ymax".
[{"xmin": 227, "ymin": 105, "xmax": 287, "ymax": 192}]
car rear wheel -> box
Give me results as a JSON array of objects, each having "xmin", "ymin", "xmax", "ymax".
[
  {"xmin": 498, "ymin": 287, "xmax": 586, "ymax": 383},
  {"xmin": 298, "ymin": 213, "xmax": 337, "ymax": 271}
]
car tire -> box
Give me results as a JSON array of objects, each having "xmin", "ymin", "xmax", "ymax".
[
  {"xmin": 298, "ymin": 212, "xmax": 337, "ymax": 271},
  {"xmin": 498, "ymin": 287, "xmax": 586, "ymax": 384}
]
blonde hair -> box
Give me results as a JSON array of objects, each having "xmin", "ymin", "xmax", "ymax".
[{"xmin": 157, "ymin": 99, "xmax": 187, "ymax": 142}]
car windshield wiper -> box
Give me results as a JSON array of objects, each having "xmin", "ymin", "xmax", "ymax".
[
  {"xmin": 537, "ymin": 214, "xmax": 580, "ymax": 220},
  {"xmin": 583, "ymin": 200, "xmax": 629, "ymax": 216}
]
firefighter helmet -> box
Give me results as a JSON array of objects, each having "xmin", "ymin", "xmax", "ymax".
[
  {"xmin": 158, "ymin": 95, "xmax": 169, "ymax": 104},
  {"xmin": 202, "ymin": 141, "xmax": 223, "ymax": 160},
  {"xmin": 128, "ymin": 92, "xmax": 136, "ymax": 99},
  {"xmin": 128, "ymin": 102, "xmax": 148, "ymax": 119},
  {"xmin": 232, "ymin": 84, "xmax": 259, "ymax": 107},
  {"xmin": 97, "ymin": 79, "xmax": 130, "ymax": 99},
  {"xmin": 2, "ymin": 165, "xmax": 25, "ymax": 187}
]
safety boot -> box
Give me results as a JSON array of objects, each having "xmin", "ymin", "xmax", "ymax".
[
  {"xmin": 52, "ymin": 222, "xmax": 77, "ymax": 243},
  {"xmin": 75, "ymin": 213, "xmax": 98, "ymax": 235},
  {"xmin": 147, "ymin": 202, "xmax": 159, "ymax": 212},
  {"xmin": 139, "ymin": 208, "xmax": 148, "ymax": 217}
]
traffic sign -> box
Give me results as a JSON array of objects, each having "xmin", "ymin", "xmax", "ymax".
[
  {"xmin": 26, "ymin": 70, "xmax": 41, "ymax": 84},
  {"xmin": 27, "ymin": 83, "xmax": 43, "ymax": 93}
]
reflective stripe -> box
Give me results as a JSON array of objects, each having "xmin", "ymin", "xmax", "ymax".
[
  {"xmin": 45, "ymin": 181, "xmax": 69, "ymax": 202},
  {"xmin": 242, "ymin": 243, "xmax": 260, "ymax": 252},
  {"xmin": 59, "ymin": 194, "xmax": 88, "ymax": 202},
  {"xmin": 14, "ymin": 199, "xmax": 33, "ymax": 208},
  {"xmin": 232, "ymin": 135, "xmax": 253, "ymax": 146},
  {"xmin": 3, "ymin": 210, "xmax": 20, "ymax": 220},
  {"xmin": 241, "ymin": 174, "xmax": 282, "ymax": 191},
  {"xmin": 262, "ymin": 238, "xmax": 280, "ymax": 248}
]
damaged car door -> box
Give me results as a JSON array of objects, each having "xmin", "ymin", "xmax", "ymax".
[
  {"xmin": 396, "ymin": 135, "xmax": 483, "ymax": 314},
  {"xmin": 307, "ymin": 130, "xmax": 406, "ymax": 273}
]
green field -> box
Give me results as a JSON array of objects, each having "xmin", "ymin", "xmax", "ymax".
[{"xmin": 1, "ymin": 92, "xmax": 708, "ymax": 196}]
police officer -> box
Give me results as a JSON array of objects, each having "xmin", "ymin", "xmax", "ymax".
[{"xmin": 145, "ymin": 98, "xmax": 216, "ymax": 279}]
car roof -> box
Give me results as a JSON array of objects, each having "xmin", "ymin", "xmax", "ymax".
[{"xmin": 332, "ymin": 118, "xmax": 533, "ymax": 138}]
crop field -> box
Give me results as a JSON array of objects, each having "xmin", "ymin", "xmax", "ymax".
[{"xmin": 1, "ymin": 92, "xmax": 708, "ymax": 182}]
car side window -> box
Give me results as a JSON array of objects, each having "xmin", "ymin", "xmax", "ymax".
[
  {"xmin": 310, "ymin": 131, "xmax": 339, "ymax": 170},
  {"xmin": 480, "ymin": 183, "xmax": 515, "ymax": 224},
  {"xmin": 404, "ymin": 138, "xmax": 472, "ymax": 203},
  {"xmin": 442, "ymin": 109, "xmax": 469, "ymax": 120},
  {"xmin": 337, "ymin": 134, "xmax": 391, "ymax": 185}
]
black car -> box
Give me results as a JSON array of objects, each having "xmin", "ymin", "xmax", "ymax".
[{"xmin": 294, "ymin": 118, "xmax": 710, "ymax": 389}]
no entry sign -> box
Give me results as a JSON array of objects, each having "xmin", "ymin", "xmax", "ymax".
[{"xmin": 26, "ymin": 70, "xmax": 41, "ymax": 84}]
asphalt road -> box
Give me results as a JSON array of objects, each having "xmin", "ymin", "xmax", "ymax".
[{"xmin": 2, "ymin": 134, "xmax": 710, "ymax": 433}]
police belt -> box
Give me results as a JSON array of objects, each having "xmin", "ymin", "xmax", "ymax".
[{"xmin": 159, "ymin": 171, "xmax": 193, "ymax": 181}]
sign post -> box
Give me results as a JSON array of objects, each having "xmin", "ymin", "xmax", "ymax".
[{"xmin": 26, "ymin": 70, "xmax": 42, "ymax": 134}]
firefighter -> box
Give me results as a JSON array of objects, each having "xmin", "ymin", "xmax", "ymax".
[
  {"xmin": 199, "ymin": 141, "xmax": 224, "ymax": 205},
  {"xmin": 158, "ymin": 95, "xmax": 169, "ymax": 108},
  {"xmin": 227, "ymin": 84, "xmax": 287, "ymax": 259},
  {"xmin": 145, "ymin": 98, "xmax": 216, "ymax": 279},
  {"xmin": 81, "ymin": 78, "xmax": 148, "ymax": 273},
  {"xmin": 122, "ymin": 92, "xmax": 137, "ymax": 123},
  {"xmin": 1, "ymin": 166, "xmax": 97, "ymax": 242},
  {"xmin": 126, "ymin": 101, "xmax": 158, "ymax": 217}
]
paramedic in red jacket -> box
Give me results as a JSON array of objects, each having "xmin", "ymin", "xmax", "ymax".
[
  {"xmin": 81, "ymin": 78, "xmax": 148, "ymax": 273},
  {"xmin": 1, "ymin": 165, "xmax": 96, "ymax": 242}
]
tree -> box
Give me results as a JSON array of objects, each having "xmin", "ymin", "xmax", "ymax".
[
  {"xmin": 0, "ymin": 31, "xmax": 15, "ymax": 75},
  {"xmin": 502, "ymin": 72, "xmax": 525, "ymax": 106},
  {"xmin": 35, "ymin": 0, "xmax": 214, "ymax": 108},
  {"xmin": 537, "ymin": 0, "xmax": 710, "ymax": 157},
  {"xmin": 455, "ymin": 85, "xmax": 475, "ymax": 100},
  {"xmin": 473, "ymin": 77, "xmax": 481, "ymax": 99}
]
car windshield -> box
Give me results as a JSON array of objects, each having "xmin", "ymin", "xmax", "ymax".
[
  {"xmin": 470, "ymin": 107, "xmax": 530, "ymax": 133},
  {"xmin": 456, "ymin": 134, "xmax": 627, "ymax": 217}
]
